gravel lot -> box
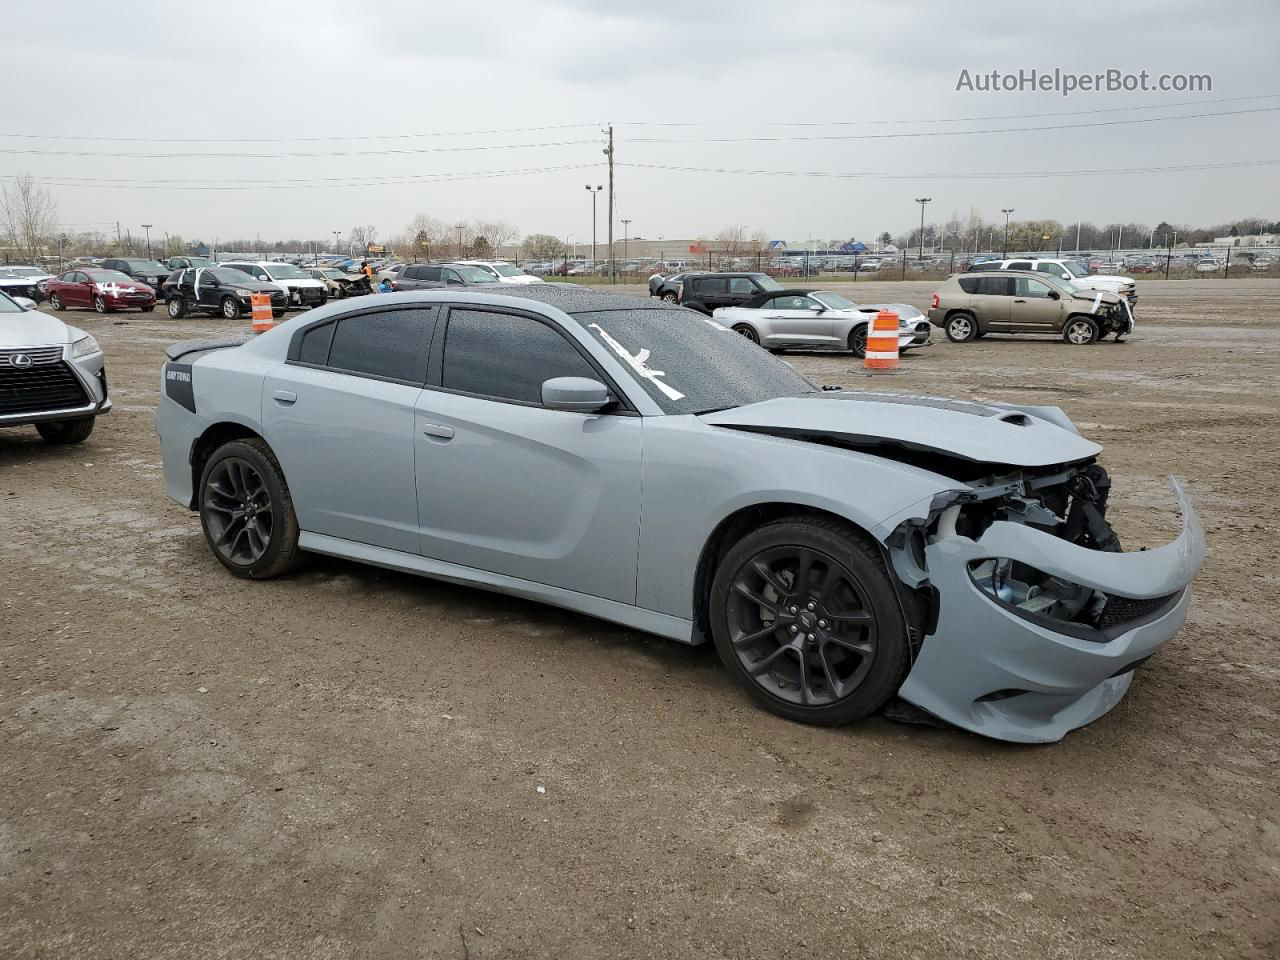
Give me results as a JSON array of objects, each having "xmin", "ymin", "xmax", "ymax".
[{"xmin": 3, "ymin": 280, "xmax": 1277, "ymax": 959}]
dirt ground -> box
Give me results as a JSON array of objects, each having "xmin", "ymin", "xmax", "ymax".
[{"xmin": 2, "ymin": 279, "xmax": 1278, "ymax": 959}]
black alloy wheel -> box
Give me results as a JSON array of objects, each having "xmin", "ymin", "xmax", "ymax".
[
  {"xmin": 709, "ymin": 518, "xmax": 909, "ymax": 725},
  {"xmin": 203, "ymin": 456, "xmax": 274, "ymax": 567},
  {"xmin": 848, "ymin": 325, "xmax": 868, "ymax": 358}
]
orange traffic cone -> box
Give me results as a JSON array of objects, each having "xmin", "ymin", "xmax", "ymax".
[
  {"xmin": 250, "ymin": 293, "xmax": 274, "ymax": 334},
  {"xmin": 863, "ymin": 309, "xmax": 899, "ymax": 371}
]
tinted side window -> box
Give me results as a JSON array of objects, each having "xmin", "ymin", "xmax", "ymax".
[
  {"xmin": 957, "ymin": 277, "xmax": 980, "ymax": 294},
  {"xmin": 1008, "ymin": 261, "xmax": 1033, "ymax": 270},
  {"xmin": 978, "ymin": 276, "xmax": 1015, "ymax": 296},
  {"xmin": 443, "ymin": 309, "xmax": 596, "ymax": 405},
  {"xmin": 728, "ymin": 278, "xmax": 754, "ymax": 295},
  {"xmin": 969, "ymin": 262, "xmax": 998, "ymax": 272},
  {"xmin": 299, "ymin": 321, "xmax": 336, "ymax": 365},
  {"xmin": 325, "ymin": 307, "xmax": 436, "ymax": 382},
  {"xmin": 693, "ymin": 278, "xmax": 728, "ymax": 295},
  {"xmin": 421, "ymin": 267, "xmax": 441, "ymax": 281}
]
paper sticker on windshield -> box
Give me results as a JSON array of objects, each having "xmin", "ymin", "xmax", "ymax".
[{"xmin": 588, "ymin": 323, "xmax": 685, "ymax": 401}]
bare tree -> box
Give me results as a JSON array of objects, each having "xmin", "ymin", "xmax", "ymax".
[
  {"xmin": 1, "ymin": 174, "xmax": 59, "ymax": 262},
  {"xmin": 471, "ymin": 220, "xmax": 519, "ymax": 257},
  {"xmin": 714, "ymin": 224, "xmax": 748, "ymax": 255},
  {"xmin": 348, "ymin": 224, "xmax": 378, "ymax": 255}
]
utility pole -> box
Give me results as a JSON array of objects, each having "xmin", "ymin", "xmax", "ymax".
[
  {"xmin": 1001, "ymin": 208, "xmax": 1015, "ymax": 257},
  {"xmin": 1075, "ymin": 220, "xmax": 1081, "ymax": 252},
  {"xmin": 914, "ymin": 198, "xmax": 931, "ymax": 261},
  {"xmin": 115, "ymin": 221, "xmax": 121, "ymax": 251},
  {"xmin": 621, "ymin": 219, "xmax": 631, "ymax": 271},
  {"xmin": 142, "ymin": 224, "xmax": 153, "ymax": 259},
  {"xmin": 455, "ymin": 223, "xmax": 465, "ymax": 259},
  {"xmin": 585, "ymin": 184, "xmax": 602, "ymax": 266},
  {"xmin": 332, "ymin": 230, "xmax": 340, "ymax": 256},
  {"xmin": 605, "ymin": 124, "xmax": 615, "ymax": 283}
]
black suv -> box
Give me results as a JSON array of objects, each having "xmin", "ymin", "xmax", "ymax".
[
  {"xmin": 101, "ymin": 257, "xmax": 171, "ymax": 291},
  {"xmin": 676, "ymin": 272, "xmax": 783, "ymax": 314},
  {"xmin": 392, "ymin": 263, "xmax": 500, "ymax": 290},
  {"xmin": 161, "ymin": 267, "xmax": 288, "ymax": 320}
]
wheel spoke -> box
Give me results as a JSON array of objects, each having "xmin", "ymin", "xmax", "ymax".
[
  {"xmin": 747, "ymin": 645, "xmax": 792, "ymax": 676},
  {"xmin": 732, "ymin": 580, "xmax": 777, "ymax": 615},
  {"xmin": 795, "ymin": 646, "xmax": 812, "ymax": 705},
  {"xmin": 825, "ymin": 607, "xmax": 873, "ymax": 624},
  {"xmin": 827, "ymin": 634, "xmax": 875, "ymax": 656},
  {"xmin": 794, "ymin": 548, "xmax": 816, "ymax": 595},
  {"xmin": 750, "ymin": 559, "xmax": 791, "ymax": 599},
  {"xmin": 731, "ymin": 622, "xmax": 781, "ymax": 648},
  {"xmin": 818, "ymin": 645, "xmax": 845, "ymax": 699}
]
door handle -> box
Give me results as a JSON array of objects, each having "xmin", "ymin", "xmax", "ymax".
[
  {"xmin": 272, "ymin": 389, "xmax": 297, "ymax": 404},
  {"xmin": 1013, "ymin": 298, "xmax": 1027, "ymax": 303},
  {"xmin": 422, "ymin": 423, "xmax": 455, "ymax": 441}
]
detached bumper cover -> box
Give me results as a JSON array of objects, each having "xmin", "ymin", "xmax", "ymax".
[{"xmin": 898, "ymin": 478, "xmax": 1205, "ymax": 743}]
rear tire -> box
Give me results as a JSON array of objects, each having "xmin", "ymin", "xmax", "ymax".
[
  {"xmin": 36, "ymin": 417, "xmax": 95, "ymax": 445},
  {"xmin": 709, "ymin": 517, "xmax": 910, "ymax": 726},
  {"xmin": 732, "ymin": 324, "xmax": 760, "ymax": 344},
  {"xmin": 198, "ymin": 438, "xmax": 303, "ymax": 580},
  {"xmin": 1063, "ymin": 316, "xmax": 1099, "ymax": 345},
  {"xmin": 944, "ymin": 312, "xmax": 976, "ymax": 342},
  {"xmin": 660, "ymin": 291, "xmax": 678, "ymax": 303}
]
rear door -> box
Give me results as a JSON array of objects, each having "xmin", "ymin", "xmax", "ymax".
[
  {"xmin": 261, "ymin": 304, "xmax": 436, "ymax": 553},
  {"xmin": 413, "ymin": 304, "xmax": 643, "ymax": 603},
  {"xmin": 725, "ymin": 276, "xmax": 757, "ymax": 307},
  {"xmin": 974, "ymin": 276, "xmax": 1014, "ymax": 331}
]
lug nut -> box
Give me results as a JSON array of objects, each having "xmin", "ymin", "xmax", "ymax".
[
  {"xmin": 807, "ymin": 633, "xmax": 815, "ymax": 641},
  {"xmin": 790, "ymin": 625, "xmax": 798, "ymax": 634},
  {"xmin": 807, "ymin": 601, "xmax": 816, "ymax": 611},
  {"xmin": 789, "ymin": 606, "xmax": 798, "ymax": 614},
  {"xmin": 818, "ymin": 620, "xmax": 827, "ymax": 628}
]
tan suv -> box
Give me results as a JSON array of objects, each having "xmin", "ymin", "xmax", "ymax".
[{"xmin": 927, "ymin": 270, "xmax": 1133, "ymax": 344}]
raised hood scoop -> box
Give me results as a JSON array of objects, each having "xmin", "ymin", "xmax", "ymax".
[{"xmin": 701, "ymin": 391, "xmax": 1101, "ymax": 470}]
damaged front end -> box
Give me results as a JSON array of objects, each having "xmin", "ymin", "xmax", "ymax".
[{"xmin": 883, "ymin": 462, "xmax": 1204, "ymax": 743}]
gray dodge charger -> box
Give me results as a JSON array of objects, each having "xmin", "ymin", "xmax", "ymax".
[{"xmin": 156, "ymin": 286, "xmax": 1204, "ymax": 743}]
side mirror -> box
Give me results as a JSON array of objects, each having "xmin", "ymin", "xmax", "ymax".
[
  {"xmin": 541, "ymin": 376, "xmax": 611, "ymax": 413},
  {"xmin": 809, "ymin": 304, "xmax": 825, "ymax": 312},
  {"xmin": 1048, "ymin": 290, "xmax": 1061, "ymax": 300}
]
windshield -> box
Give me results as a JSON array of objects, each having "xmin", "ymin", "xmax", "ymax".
[
  {"xmin": 124, "ymin": 260, "xmax": 167, "ymax": 273},
  {"xmin": 85, "ymin": 270, "xmax": 136, "ymax": 283},
  {"xmin": 575, "ymin": 308, "xmax": 817, "ymax": 415},
  {"xmin": 265, "ymin": 264, "xmax": 310, "ymax": 280},
  {"xmin": 754, "ymin": 275, "xmax": 783, "ymax": 291},
  {"xmin": 207, "ymin": 268, "xmax": 260, "ymax": 284},
  {"xmin": 492, "ymin": 264, "xmax": 525, "ymax": 277},
  {"xmin": 1037, "ymin": 272, "xmax": 1080, "ymax": 294},
  {"xmin": 181, "ymin": 257, "xmax": 212, "ymax": 267},
  {"xmin": 314, "ymin": 269, "xmax": 343, "ymax": 279},
  {"xmin": 0, "ymin": 266, "xmax": 43, "ymax": 277},
  {"xmin": 453, "ymin": 265, "xmax": 498, "ymax": 283},
  {"xmin": 811, "ymin": 292, "xmax": 857, "ymax": 310},
  {"xmin": 1062, "ymin": 261, "xmax": 1089, "ymax": 278}
]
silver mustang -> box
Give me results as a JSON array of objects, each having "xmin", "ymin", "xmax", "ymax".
[
  {"xmin": 713, "ymin": 289, "xmax": 932, "ymax": 357},
  {"xmin": 155, "ymin": 287, "xmax": 1203, "ymax": 742}
]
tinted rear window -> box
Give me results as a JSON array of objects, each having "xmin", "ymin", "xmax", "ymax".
[
  {"xmin": 977, "ymin": 276, "xmax": 1014, "ymax": 296},
  {"xmin": 325, "ymin": 307, "xmax": 436, "ymax": 382},
  {"xmin": 957, "ymin": 278, "xmax": 980, "ymax": 294},
  {"xmin": 574, "ymin": 308, "xmax": 816, "ymax": 415}
]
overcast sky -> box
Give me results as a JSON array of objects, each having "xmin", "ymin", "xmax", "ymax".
[{"xmin": 5, "ymin": 0, "xmax": 1277, "ymax": 247}]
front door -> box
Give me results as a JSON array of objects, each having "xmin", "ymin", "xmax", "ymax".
[
  {"xmin": 1010, "ymin": 276, "xmax": 1065, "ymax": 333},
  {"xmin": 759, "ymin": 294, "xmax": 835, "ymax": 346},
  {"xmin": 415, "ymin": 305, "xmax": 643, "ymax": 604},
  {"xmin": 261, "ymin": 305, "xmax": 437, "ymax": 553}
]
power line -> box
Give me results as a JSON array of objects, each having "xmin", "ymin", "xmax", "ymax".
[
  {"xmin": 617, "ymin": 93, "xmax": 1280, "ymax": 126},
  {"xmin": 622, "ymin": 106, "xmax": 1280, "ymax": 143},
  {"xmin": 0, "ymin": 122, "xmax": 599, "ymax": 144},
  {"xmin": 0, "ymin": 139, "xmax": 597, "ymax": 159},
  {"xmin": 618, "ymin": 157, "xmax": 1280, "ymax": 180},
  {"xmin": 1, "ymin": 163, "xmax": 603, "ymax": 190}
]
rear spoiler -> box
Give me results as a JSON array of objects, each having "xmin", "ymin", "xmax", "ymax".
[{"xmin": 165, "ymin": 337, "xmax": 251, "ymax": 361}]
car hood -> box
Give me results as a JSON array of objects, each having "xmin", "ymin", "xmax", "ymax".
[
  {"xmin": 1076, "ymin": 273, "xmax": 1132, "ymax": 286},
  {"xmin": 1069, "ymin": 288, "xmax": 1123, "ymax": 305},
  {"xmin": 272, "ymin": 277, "xmax": 325, "ymax": 287},
  {"xmin": 0, "ymin": 311, "xmax": 75, "ymax": 348},
  {"xmin": 701, "ymin": 391, "xmax": 1101, "ymax": 468}
]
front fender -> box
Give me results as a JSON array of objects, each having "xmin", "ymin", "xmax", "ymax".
[{"xmin": 636, "ymin": 416, "xmax": 959, "ymax": 619}]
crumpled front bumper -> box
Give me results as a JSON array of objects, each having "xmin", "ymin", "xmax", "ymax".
[{"xmin": 898, "ymin": 477, "xmax": 1205, "ymax": 743}]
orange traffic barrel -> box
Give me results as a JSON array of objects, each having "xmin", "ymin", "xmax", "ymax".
[
  {"xmin": 863, "ymin": 309, "xmax": 899, "ymax": 370},
  {"xmin": 250, "ymin": 293, "xmax": 274, "ymax": 334}
]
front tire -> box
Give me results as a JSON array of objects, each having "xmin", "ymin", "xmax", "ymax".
[
  {"xmin": 49, "ymin": 293, "xmax": 64, "ymax": 311},
  {"xmin": 1063, "ymin": 316, "xmax": 1099, "ymax": 345},
  {"xmin": 847, "ymin": 324, "xmax": 868, "ymax": 358},
  {"xmin": 198, "ymin": 438, "xmax": 302, "ymax": 580},
  {"xmin": 36, "ymin": 417, "xmax": 95, "ymax": 444},
  {"xmin": 167, "ymin": 297, "xmax": 187, "ymax": 319},
  {"xmin": 220, "ymin": 296, "xmax": 242, "ymax": 320},
  {"xmin": 709, "ymin": 517, "xmax": 910, "ymax": 726},
  {"xmin": 660, "ymin": 291, "xmax": 678, "ymax": 303},
  {"xmin": 93, "ymin": 296, "xmax": 107, "ymax": 314},
  {"xmin": 944, "ymin": 312, "xmax": 976, "ymax": 342}
]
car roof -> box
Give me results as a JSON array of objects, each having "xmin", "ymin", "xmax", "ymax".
[{"xmin": 445, "ymin": 284, "xmax": 670, "ymax": 315}]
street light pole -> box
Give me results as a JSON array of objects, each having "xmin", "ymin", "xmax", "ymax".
[
  {"xmin": 914, "ymin": 198, "xmax": 931, "ymax": 261},
  {"xmin": 332, "ymin": 230, "xmax": 340, "ymax": 257},
  {"xmin": 455, "ymin": 223, "xmax": 465, "ymax": 259},
  {"xmin": 1001, "ymin": 208, "xmax": 1015, "ymax": 257},
  {"xmin": 621, "ymin": 218, "xmax": 631, "ymax": 272},
  {"xmin": 142, "ymin": 224, "xmax": 153, "ymax": 259},
  {"xmin": 585, "ymin": 184, "xmax": 603, "ymax": 266}
]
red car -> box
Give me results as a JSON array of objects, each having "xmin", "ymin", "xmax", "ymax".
[{"xmin": 46, "ymin": 269, "xmax": 157, "ymax": 313}]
